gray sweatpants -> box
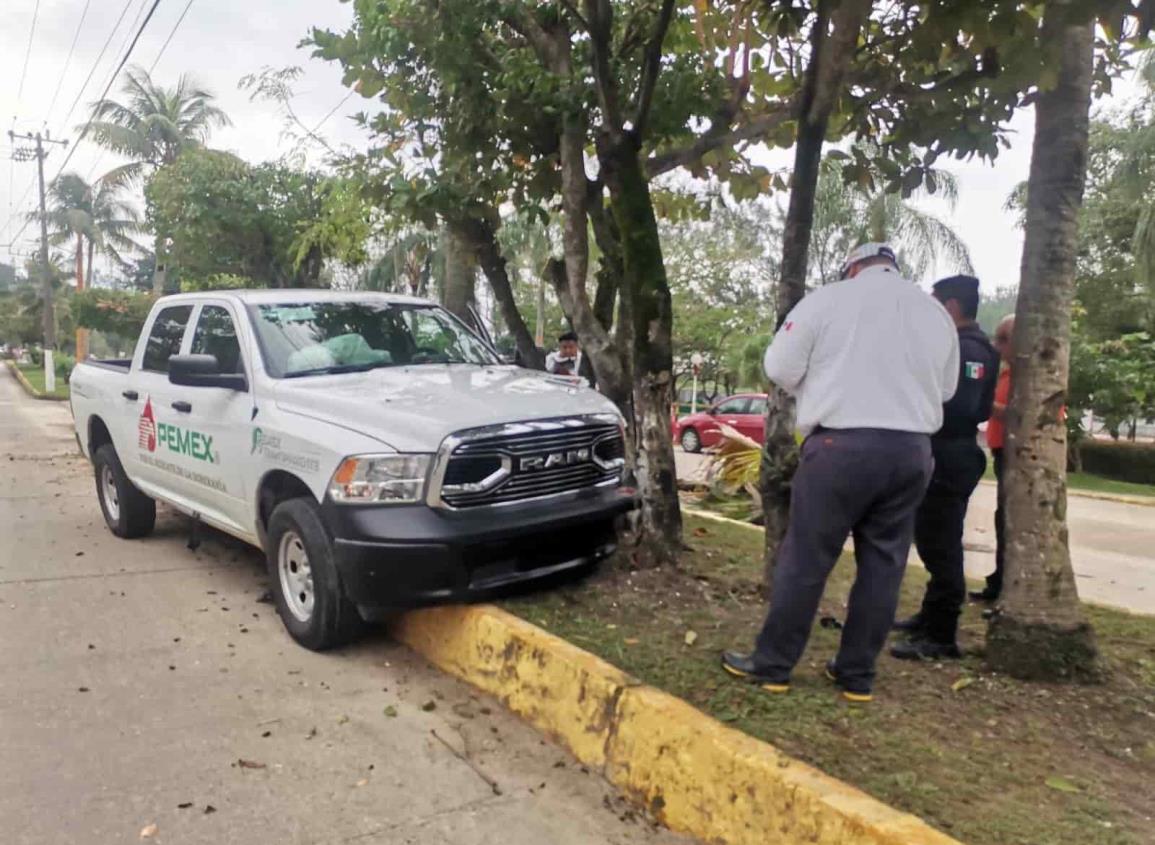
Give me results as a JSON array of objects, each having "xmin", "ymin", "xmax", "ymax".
[{"xmin": 753, "ymin": 428, "xmax": 933, "ymax": 690}]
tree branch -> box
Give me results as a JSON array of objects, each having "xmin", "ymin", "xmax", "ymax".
[
  {"xmin": 558, "ymin": 0, "xmax": 589, "ymax": 31},
  {"xmin": 644, "ymin": 105, "xmax": 794, "ymax": 177},
  {"xmin": 584, "ymin": 0, "xmax": 626, "ymax": 134},
  {"xmin": 633, "ymin": 0, "xmax": 677, "ymax": 138}
]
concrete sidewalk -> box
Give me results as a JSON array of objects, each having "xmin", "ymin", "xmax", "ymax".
[
  {"xmin": 0, "ymin": 370, "xmax": 687, "ymax": 844},
  {"xmin": 676, "ymin": 447, "xmax": 1155, "ymax": 616}
]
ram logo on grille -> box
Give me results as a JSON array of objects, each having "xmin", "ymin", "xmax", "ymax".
[{"xmin": 519, "ymin": 448, "xmax": 591, "ymax": 472}]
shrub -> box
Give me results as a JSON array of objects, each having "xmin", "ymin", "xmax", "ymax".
[
  {"xmin": 1078, "ymin": 439, "xmax": 1155, "ymax": 485},
  {"xmin": 73, "ymin": 289, "xmax": 155, "ymax": 340},
  {"xmin": 54, "ymin": 352, "xmax": 76, "ymax": 385}
]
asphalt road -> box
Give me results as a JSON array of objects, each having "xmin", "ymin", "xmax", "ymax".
[
  {"xmin": 676, "ymin": 447, "xmax": 1155, "ymax": 616},
  {"xmin": 0, "ymin": 371, "xmax": 687, "ymax": 845}
]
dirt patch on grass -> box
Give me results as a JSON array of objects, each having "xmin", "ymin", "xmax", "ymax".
[{"xmin": 502, "ymin": 513, "xmax": 1155, "ymax": 845}]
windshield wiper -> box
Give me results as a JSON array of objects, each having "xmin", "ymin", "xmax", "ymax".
[{"xmin": 283, "ymin": 360, "xmax": 397, "ymax": 379}]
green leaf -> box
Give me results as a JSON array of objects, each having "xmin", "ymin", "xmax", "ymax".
[{"xmin": 1044, "ymin": 776, "xmax": 1080, "ymax": 794}]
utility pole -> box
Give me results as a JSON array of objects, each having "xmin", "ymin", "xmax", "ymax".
[{"xmin": 9, "ymin": 129, "xmax": 68, "ymax": 392}]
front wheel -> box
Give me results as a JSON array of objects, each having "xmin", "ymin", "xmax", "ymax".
[
  {"xmin": 266, "ymin": 497, "xmax": 365, "ymax": 651},
  {"xmin": 93, "ymin": 444, "xmax": 156, "ymax": 539},
  {"xmin": 680, "ymin": 427, "xmax": 702, "ymax": 453}
]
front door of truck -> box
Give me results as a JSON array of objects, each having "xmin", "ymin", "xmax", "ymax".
[{"xmin": 172, "ymin": 301, "xmax": 254, "ymax": 536}]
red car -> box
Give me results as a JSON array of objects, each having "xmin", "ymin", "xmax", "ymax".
[{"xmin": 673, "ymin": 393, "xmax": 768, "ymax": 452}]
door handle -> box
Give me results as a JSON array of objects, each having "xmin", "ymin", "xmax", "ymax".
[
  {"xmin": 171, "ymin": 401, "xmax": 192, "ymax": 413},
  {"xmin": 122, "ymin": 390, "xmax": 138, "ymax": 401}
]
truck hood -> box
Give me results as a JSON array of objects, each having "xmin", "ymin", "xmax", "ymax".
[{"xmin": 272, "ymin": 364, "xmax": 621, "ymax": 452}]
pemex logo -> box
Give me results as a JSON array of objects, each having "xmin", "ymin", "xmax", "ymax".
[{"xmin": 138, "ymin": 397, "xmax": 157, "ymax": 452}]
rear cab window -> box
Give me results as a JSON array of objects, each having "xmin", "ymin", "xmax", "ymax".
[{"xmin": 141, "ymin": 305, "xmax": 194, "ymax": 373}]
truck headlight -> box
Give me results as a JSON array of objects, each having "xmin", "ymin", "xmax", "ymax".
[{"xmin": 328, "ymin": 454, "xmax": 432, "ymax": 504}]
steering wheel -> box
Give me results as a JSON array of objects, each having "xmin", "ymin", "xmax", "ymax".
[{"xmin": 411, "ymin": 346, "xmax": 445, "ymax": 364}]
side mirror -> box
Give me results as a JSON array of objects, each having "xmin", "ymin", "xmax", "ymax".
[
  {"xmin": 706, "ymin": 406, "xmax": 718, "ymax": 416},
  {"xmin": 169, "ymin": 354, "xmax": 247, "ymax": 391}
]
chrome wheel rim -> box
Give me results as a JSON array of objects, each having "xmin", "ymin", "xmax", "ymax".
[
  {"xmin": 278, "ymin": 530, "xmax": 314, "ymax": 622},
  {"xmin": 101, "ymin": 464, "xmax": 120, "ymax": 522},
  {"xmin": 682, "ymin": 430, "xmax": 699, "ymax": 451}
]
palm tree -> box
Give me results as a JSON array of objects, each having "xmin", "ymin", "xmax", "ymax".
[
  {"xmin": 81, "ymin": 66, "xmax": 230, "ymax": 292},
  {"xmin": 41, "ymin": 172, "xmax": 142, "ymax": 358},
  {"xmin": 45, "ymin": 173, "xmax": 142, "ymax": 283},
  {"xmin": 806, "ymin": 158, "xmax": 974, "ymax": 283}
]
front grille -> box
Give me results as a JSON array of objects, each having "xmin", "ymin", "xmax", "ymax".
[{"xmin": 436, "ymin": 417, "xmax": 624, "ymax": 508}]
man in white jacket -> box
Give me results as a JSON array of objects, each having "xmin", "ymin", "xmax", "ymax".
[{"xmin": 721, "ymin": 243, "xmax": 958, "ymax": 702}]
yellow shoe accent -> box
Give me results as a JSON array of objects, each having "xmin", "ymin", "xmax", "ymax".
[
  {"xmin": 841, "ymin": 690, "xmax": 873, "ymax": 703},
  {"xmin": 722, "ymin": 662, "xmax": 750, "ymax": 679},
  {"xmin": 761, "ymin": 683, "xmax": 790, "ymax": 694}
]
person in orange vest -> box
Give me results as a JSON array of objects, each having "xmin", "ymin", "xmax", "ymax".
[{"xmin": 971, "ymin": 313, "xmax": 1014, "ymax": 603}]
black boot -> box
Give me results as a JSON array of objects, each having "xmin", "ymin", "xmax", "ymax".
[
  {"xmin": 720, "ymin": 651, "xmax": 790, "ymax": 693},
  {"xmin": 890, "ymin": 637, "xmax": 962, "ymax": 661},
  {"xmin": 891, "ymin": 613, "xmax": 926, "ymax": 633},
  {"xmin": 968, "ymin": 588, "xmax": 999, "ymax": 603}
]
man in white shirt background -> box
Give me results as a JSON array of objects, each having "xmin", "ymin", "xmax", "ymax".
[
  {"xmin": 544, "ymin": 331, "xmax": 582, "ymax": 376},
  {"xmin": 721, "ymin": 243, "xmax": 959, "ymax": 702}
]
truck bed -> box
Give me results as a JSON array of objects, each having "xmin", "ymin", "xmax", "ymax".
[{"xmin": 82, "ymin": 358, "xmax": 132, "ymax": 372}]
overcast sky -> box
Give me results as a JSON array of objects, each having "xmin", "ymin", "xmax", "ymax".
[{"xmin": 0, "ymin": 1, "xmax": 1141, "ymax": 293}]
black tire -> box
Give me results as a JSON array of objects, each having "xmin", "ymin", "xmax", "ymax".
[
  {"xmin": 94, "ymin": 443, "xmax": 156, "ymax": 539},
  {"xmin": 680, "ymin": 427, "xmax": 702, "ymax": 453},
  {"xmin": 266, "ymin": 497, "xmax": 366, "ymax": 651}
]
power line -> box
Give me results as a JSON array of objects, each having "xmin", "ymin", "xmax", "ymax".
[
  {"xmin": 16, "ymin": 0, "xmax": 42, "ymax": 107},
  {"xmin": 149, "ymin": 0, "xmax": 196, "ymax": 74},
  {"xmin": 57, "ymin": 0, "xmax": 138, "ymax": 135},
  {"xmin": 312, "ymin": 90, "xmax": 355, "ymax": 135},
  {"xmin": 46, "ymin": 0, "xmax": 96, "ymax": 124}
]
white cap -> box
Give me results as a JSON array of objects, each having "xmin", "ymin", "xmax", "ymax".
[{"xmin": 839, "ymin": 242, "xmax": 898, "ymax": 277}]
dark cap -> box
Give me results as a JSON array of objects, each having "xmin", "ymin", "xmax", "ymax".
[{"xmin": 932, "ymin": 274, "xmax": 980, "ymax": 301}]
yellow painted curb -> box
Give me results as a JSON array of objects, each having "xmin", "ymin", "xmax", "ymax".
[
  {"xmin": 394, "ymin": 603, "xmax": 961, "ymax": 845},
  {"xmin": 4, "ymin": 360, "xmax": 68, "ymax": 401}
]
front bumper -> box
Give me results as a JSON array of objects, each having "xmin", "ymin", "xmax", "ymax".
[{"xmin": 323, "ymin": 485, "xmax": 637, "ymax": 612}]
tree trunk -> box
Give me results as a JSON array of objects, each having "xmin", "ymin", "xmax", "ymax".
[
  {"xmin": 453, "ymin": 215, "xmax": 545, "ymax": 369},
  {"xmin": 986, "ymin": 9, "xmax": 1101, "ymax": 683},
  {"xmin": 600, "ymin": 134, "xmax": 682, "ymax": 568},
  {"xmin": 153, "ymin": 232, "xmax": 167, "ymax": 295},
  {"xmin": 759, "ymin": 0, "xmax": 870, "ymax": 592},
  {"xmin": 440, "ymin": 226, "xmax": 475, "ymax": 322},
  {"xmin": 75, "ymin": 234, "xmax": 89, "ymax": 361}
]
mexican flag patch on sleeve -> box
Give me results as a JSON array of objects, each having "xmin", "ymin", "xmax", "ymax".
[{"xmin": 965, "ymin": 361, "xmax": 985, "ymax": 380}]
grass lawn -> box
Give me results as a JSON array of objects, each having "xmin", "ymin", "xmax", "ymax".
[
  {"xmin": 13, "ymin": 362, "xmax": 70, "ymax": 400},
  {"xmin": 503, "ymin": 513, "xmax": 1155, "ymax": 845},
  {"xmin": 981, "ymin": 461, "xmax": 1155, "ymax": 500}
]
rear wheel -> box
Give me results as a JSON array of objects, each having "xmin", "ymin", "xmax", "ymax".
[
  {"xmin": 266, "ymin": 497, "xmax": 366, "ymax": 650},
  {"xmin": 680, "ymin": 427, "xmax": 701, "ymax": 453},
  {"xmin": 93, "ymin": 444, "xmax": 155, "ymax": 538}
]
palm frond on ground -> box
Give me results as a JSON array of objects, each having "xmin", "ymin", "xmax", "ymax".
[{"xmin": 702, "ymin": 424, "xmax": 762, "ymax": 499}]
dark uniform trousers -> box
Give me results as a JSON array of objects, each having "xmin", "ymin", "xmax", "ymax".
[
  {"xmin": 987, "ymin": 447, "xmax": 1006, "ymax": 596},
  {"xmin": 753, "ymin": 428, "xmax": 933, "ymax": 690},
  {"xmin": 913, "ymin": 437, "xmax": 987, "ymax": 642}
]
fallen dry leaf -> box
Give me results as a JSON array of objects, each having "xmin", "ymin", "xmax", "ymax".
[
  {"xmin": 684, "ymin": 630, "xmax": 699, "ymax": 646},
  {"xmin": 693, "ymin": 527, "xmax": 709, "ymax": 537},
  {"xmin": 624, "ymin": 638, "xmax": 640, "ymax": 645},
  {"xmin": 140, "ymin": 823, "xmax": 158, "ymax": 839},
  {"xmin": 384, "ymin": 705, "xmax": 398, "ymax": 718},
  {"xmin": 355, "ymin": 778, "xmax": 369, "ymax": 787},
  {"xmin": 421, "ymin": 700, "xmax": 437, "ymax": 712},
  {"xmin": 1045, "ymin": 775, "xmax": 1080, "ymax": 794},
  {"xmin": 237, "ymin": 758, "xmax": 266, "ymax": 770},
  {"xmin": 203, "ymin": 805, "xmax": 216, "ymax": 815},
  {"xmin": 950, "ymin": 676, "xmax": 975, "ymax": 693}
]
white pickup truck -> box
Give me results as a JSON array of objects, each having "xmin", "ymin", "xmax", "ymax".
[{"xmin": 70, "ymin": 290, "xmax": 632, "ymax": 649}]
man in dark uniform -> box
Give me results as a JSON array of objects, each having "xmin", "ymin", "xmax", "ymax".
[{"xmin": 892, "ymin": 275, "xmax": 1000, "ymax": 660}]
